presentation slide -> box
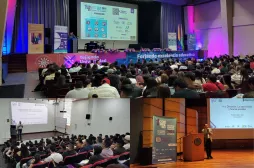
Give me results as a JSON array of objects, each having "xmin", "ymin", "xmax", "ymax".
[
  {"xmin": 210, "ymin": 99, "xmax": 254, "ymax": 129},
  {"xmin": 80, "ymin": 2, "xmax": 137, "ymax": 41},
  {"xmin": 11, "ymin": 102, "xmax": 48, "ymax": 125}
]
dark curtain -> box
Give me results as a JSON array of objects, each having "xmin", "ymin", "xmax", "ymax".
[
  {"xmin": 12, "ymin": 0, "xmax": 69, "ymax": 53},
  {"xmin": 160, "ymin": 3, "xmax": 183, "ymax": 48}
]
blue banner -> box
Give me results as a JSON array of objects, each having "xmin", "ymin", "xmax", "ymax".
[
  {"xmin": 153, "ymin": 116, "xmax": 177, "ymax": 164},
  {"xmin": 188, "ymin": 34, "xmax": 196, "ymax": 50},
  {"xmin": 54, "ymin": 26, "xmax": 68, "ymax": 53},
  {"xmin": 126, "ymin": 51, "xmax": 199, "ymax": 63}
]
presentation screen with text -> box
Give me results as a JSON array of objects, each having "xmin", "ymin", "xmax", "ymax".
[
  {"xmin": 80, "ymin": 2, "xmax": 137, "ymax": 41},
  {"xmin": 210, "ymin": 99, "xmax": 254, "ymax": 129},
  {"xmin": 11, "ymin": 102, "xmax": 48, "ymax": 125}
]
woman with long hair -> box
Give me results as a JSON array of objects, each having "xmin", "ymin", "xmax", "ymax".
[{"xmin": 221, "ymin": 74, "xmax": 235, "ymax": 90}]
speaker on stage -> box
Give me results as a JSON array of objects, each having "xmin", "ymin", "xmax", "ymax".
[{"xmin": 45, "ymin": 44, "xmax": 53, "ymax": 53}]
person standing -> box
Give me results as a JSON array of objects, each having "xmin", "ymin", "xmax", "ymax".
[
  {"xmin": 17, "ymin": 121, "xmax": 23, "ymax": 141},
  {"xmin": 202, "ymin": 124, "xmax": 213, "ymax": 159}
]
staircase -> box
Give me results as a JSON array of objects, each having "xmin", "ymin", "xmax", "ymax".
[{"xmin": 8, "ymin": 54, "xmax": 27, "ymax": 73}]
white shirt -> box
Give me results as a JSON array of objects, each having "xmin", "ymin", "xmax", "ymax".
[
  {"xmin": 123, "ymin": 143, "xmax": 130, "ymax": 150},
  {"xmin": 129, "ymin": 78, "xmax": 137, "ymax": 84},
  {"xmin": 202, "ymin": 128, "xmax": 213, "ymax": 139},
  {"xmin": 170, "ymin": 64, "xmax": 178, "ymax": 70},
  {"xmin": 211, "ymin": 68, "xmax": 221, "ymax": 74},
  {"xmin": 89, "ymin": 84, "xmax": 120, "ymax": 98},
  {"xmin": 44, "ymin": 152, "xmax": 63, "ymax": 163},
  {"xmin": 65, "ymin": 88, "xmax": 90, "ymax": 98}
]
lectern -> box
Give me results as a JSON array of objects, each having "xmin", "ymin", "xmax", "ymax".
[
  {"xmin": 183, "ymin": 133, "xmax": 204, "ymax": 161},
  {"xmin": 67, "ymin": 38, "xmax": 78, "ymax": 53}
]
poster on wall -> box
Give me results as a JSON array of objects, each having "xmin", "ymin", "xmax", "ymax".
[
  {"xmin": 168, "ymin": 32, "xmax": 177, "ymax": 51},
  {"xmin": 54, "ymin": 26, "xmax": 68, "ymax": 53},
  {"xmin": 28, "ymin": 24, "xmax": 44, "ymax": 54},
  {"xmin": 152, "ymin": 116, "xmax": 177, "ymax": 164},
  {"xmin": 188, "ymin": 34, "xmax": 196, "ymax": 51}
]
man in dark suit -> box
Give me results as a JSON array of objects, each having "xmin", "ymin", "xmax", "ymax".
[{"xmin": 62, "ymin": 143, "xmax": 77, "ymax": 159}]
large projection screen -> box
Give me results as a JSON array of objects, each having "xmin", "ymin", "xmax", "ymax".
[
  {"xmin": 77, "ymin": 0, "xmax": 138, "ymax": 48},
  {"xmin": 207, "ymin": 99, "xmax": 254, "ymax": 139}
]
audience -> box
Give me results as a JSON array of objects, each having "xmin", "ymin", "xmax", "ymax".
[
  {"xmin": 2, "ymin": 133, "xmax": 130, "ymax": 168},
  {"xmin": 36, "ymin": 55, "xmax": 254, "ymax": 98},
  {"xmin": 65, "ymin": 81, "xmax": 90, "ymax": 98}
]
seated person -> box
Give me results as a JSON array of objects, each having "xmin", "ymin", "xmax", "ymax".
[
  {"xmin": 25, "ymin": 154, "xmax": 43, "ymax": 168},
  {"xmin": 65, "ymin": 81, "xmax": 90, "ymax": 98},
  {"xmin": 101, "ymin": 138, "xmax": 113, "ymax": 159},
  {"xmin": 123, "ymin": 135, "xmax": 130, "ymax": 151},
  {"xmin": 77, "ymin": 146, "xmax": 105, "ymax": 167},
  {"xmin": 76, "ymin": 139, "xmax": 93, "ymax": 153},
  {"xmin": 202, "ymin": 74, "xmax": 225, "ymax": 92},
  {"xmin": 62, "ymin": 144, "xmax": 77, "ymax": 159},
  {"xmin": 44, "ymin": 145, "xmax": 62, "ymax": 163},
  {"xmin": 243, "ymin": 77, "xmax": 254, "ymax": 98},
  {"xmin": 35, "ymin": 146, "xmax": 46, "ymax": 156},
  {"xmin": 113, "ymin": 139, "xmax": 126, "ymax": 156},
  {"xmin": 172, "ymin": 79, "xmax": 200, "ymax": 99}
]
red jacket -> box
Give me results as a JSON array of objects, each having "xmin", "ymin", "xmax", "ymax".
[{"xmin": 202, "ymin": 82, "xmax": 225, "ymax": 92}]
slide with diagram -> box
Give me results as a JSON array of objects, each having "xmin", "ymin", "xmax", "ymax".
[{"xmin": 80, "ymin": 2, "xmax": 137, "ymax": 41}]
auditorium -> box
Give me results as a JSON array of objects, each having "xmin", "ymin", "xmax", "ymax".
[
  {"xmin": 130, "ymin": 98, "xmax": 254, "ymax": 167},
  {"xmin": 0, "ymin": 0, "xmax": 254, "ymax": 98},
  {"xmin": 0, "ymin": 98, "xmax": 130, "ymax": 168}
]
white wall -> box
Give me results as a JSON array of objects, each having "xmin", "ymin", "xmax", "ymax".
[
  {"xmin": 193, "ymin": 0, "xmax": 223, "ymax": 57},
  {"xmin": 0, "ymin": 99, "xmax": 56, "ymax": 144},
  {"xmin": 69, "ymin": 99, "xmax": 130, "ymax": 137},
  {"xmin": 233, "ymin": 0, "xmax": 254, "ymax": 56},
  {"xmin": 76, "ymin": 0, "xmax": 138, "ymax": 50}
]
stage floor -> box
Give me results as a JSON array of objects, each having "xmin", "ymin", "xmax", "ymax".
[
  {"xmin": 131, "ymin": 150, "xmax": 254, "ymax": 168},
  {"xmin": 21, "ymin": 131, "xmax": 66, "ymax": 141}
]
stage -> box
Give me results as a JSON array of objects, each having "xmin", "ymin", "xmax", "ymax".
[
  {"xmin": 19, "ymin": 131, "xmax": 66, "ymax": 141},
  {"xmin": 26, "ymin": 50, "xmax": 207, "ymax": 72},
  {"xmin": 131, "ymin": 150, "xmax": 254, "ymax": 168}
]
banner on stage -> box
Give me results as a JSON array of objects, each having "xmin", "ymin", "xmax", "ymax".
[
  {"xmin": 152, "ymin": 116, "xmax": 177, "ymax": 164},
  {"xmin": 28, "ymin": 24, "xmax": 44, "ymax": 54},
  {"xmin": 188, "ymin": 34, "xmax": 196, "ymax": 50},
  {"xmin": 126, "ymin": 51, "xmax": 199, "ymax": 63},
  {"xmin": 54, "ymin": 25, "xmax": 68, "ymax": 53},
  {"xmin": 168, "ymin": 32, "xmax": 177, "ymax": 51}
]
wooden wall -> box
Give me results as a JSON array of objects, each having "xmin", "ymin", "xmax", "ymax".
[
  {"xmin": 186, "ymin": 108, "xmax": 198, "ymax": 134},
  {"xmin": 164, "ymin": 98, "xmax": 185, "ymax": 153}
]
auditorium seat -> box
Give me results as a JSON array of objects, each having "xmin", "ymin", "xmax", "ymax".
[
  {"xmin": 105, "ymin": 155, "xmax": 120, "ymax": 165},
  {"xmin": 32, "ymin": 162, "xmax": 48, "ymax": 168},
  {"xmin": 81, "ymin": 164, "xmax": 93, "ymax": 168},
  {"xmin": 92, "ymin": 159, "xmax": 108, "ymax": 167},
  {"xmin": 20, "ymin": 156, "xmax": 33, "ymax": 168},
  {"xmin": 226, "ymin": 89, "xmax": 241, "ymax": 98},
  {"xmin": 63, "ymin": 154, "xmax": 78, "ymax": 165},
  {"xmin": 57, "ymin": 88, "xmax": 70, "ymax": 98},
  {"xmin": 119, "ymin": 152, "xmax": 130, "ymax": 160},
  {"xmin": 205, "ymin": 91, "xmax": 229, "ymax": 98},
  {"xmin": 76, "ymin": 152, "xmax": 88, "ymax": 163},
  {"xmin": 40, "ymin": 154, "xmax": 48, "ymax": 160}
]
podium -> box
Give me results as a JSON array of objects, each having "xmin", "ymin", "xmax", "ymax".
[
  {"xmin": 67, "ymin": 38, "xmax": 78, "ymax": 53},
  {"xmin": 183, "ymin": 133, "xmax": 204, "ymax": 161}
]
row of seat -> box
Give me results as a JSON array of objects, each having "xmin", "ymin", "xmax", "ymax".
[{"xmin": 26, "ymin": 152, "xmax": 130, "ymax": 168}]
